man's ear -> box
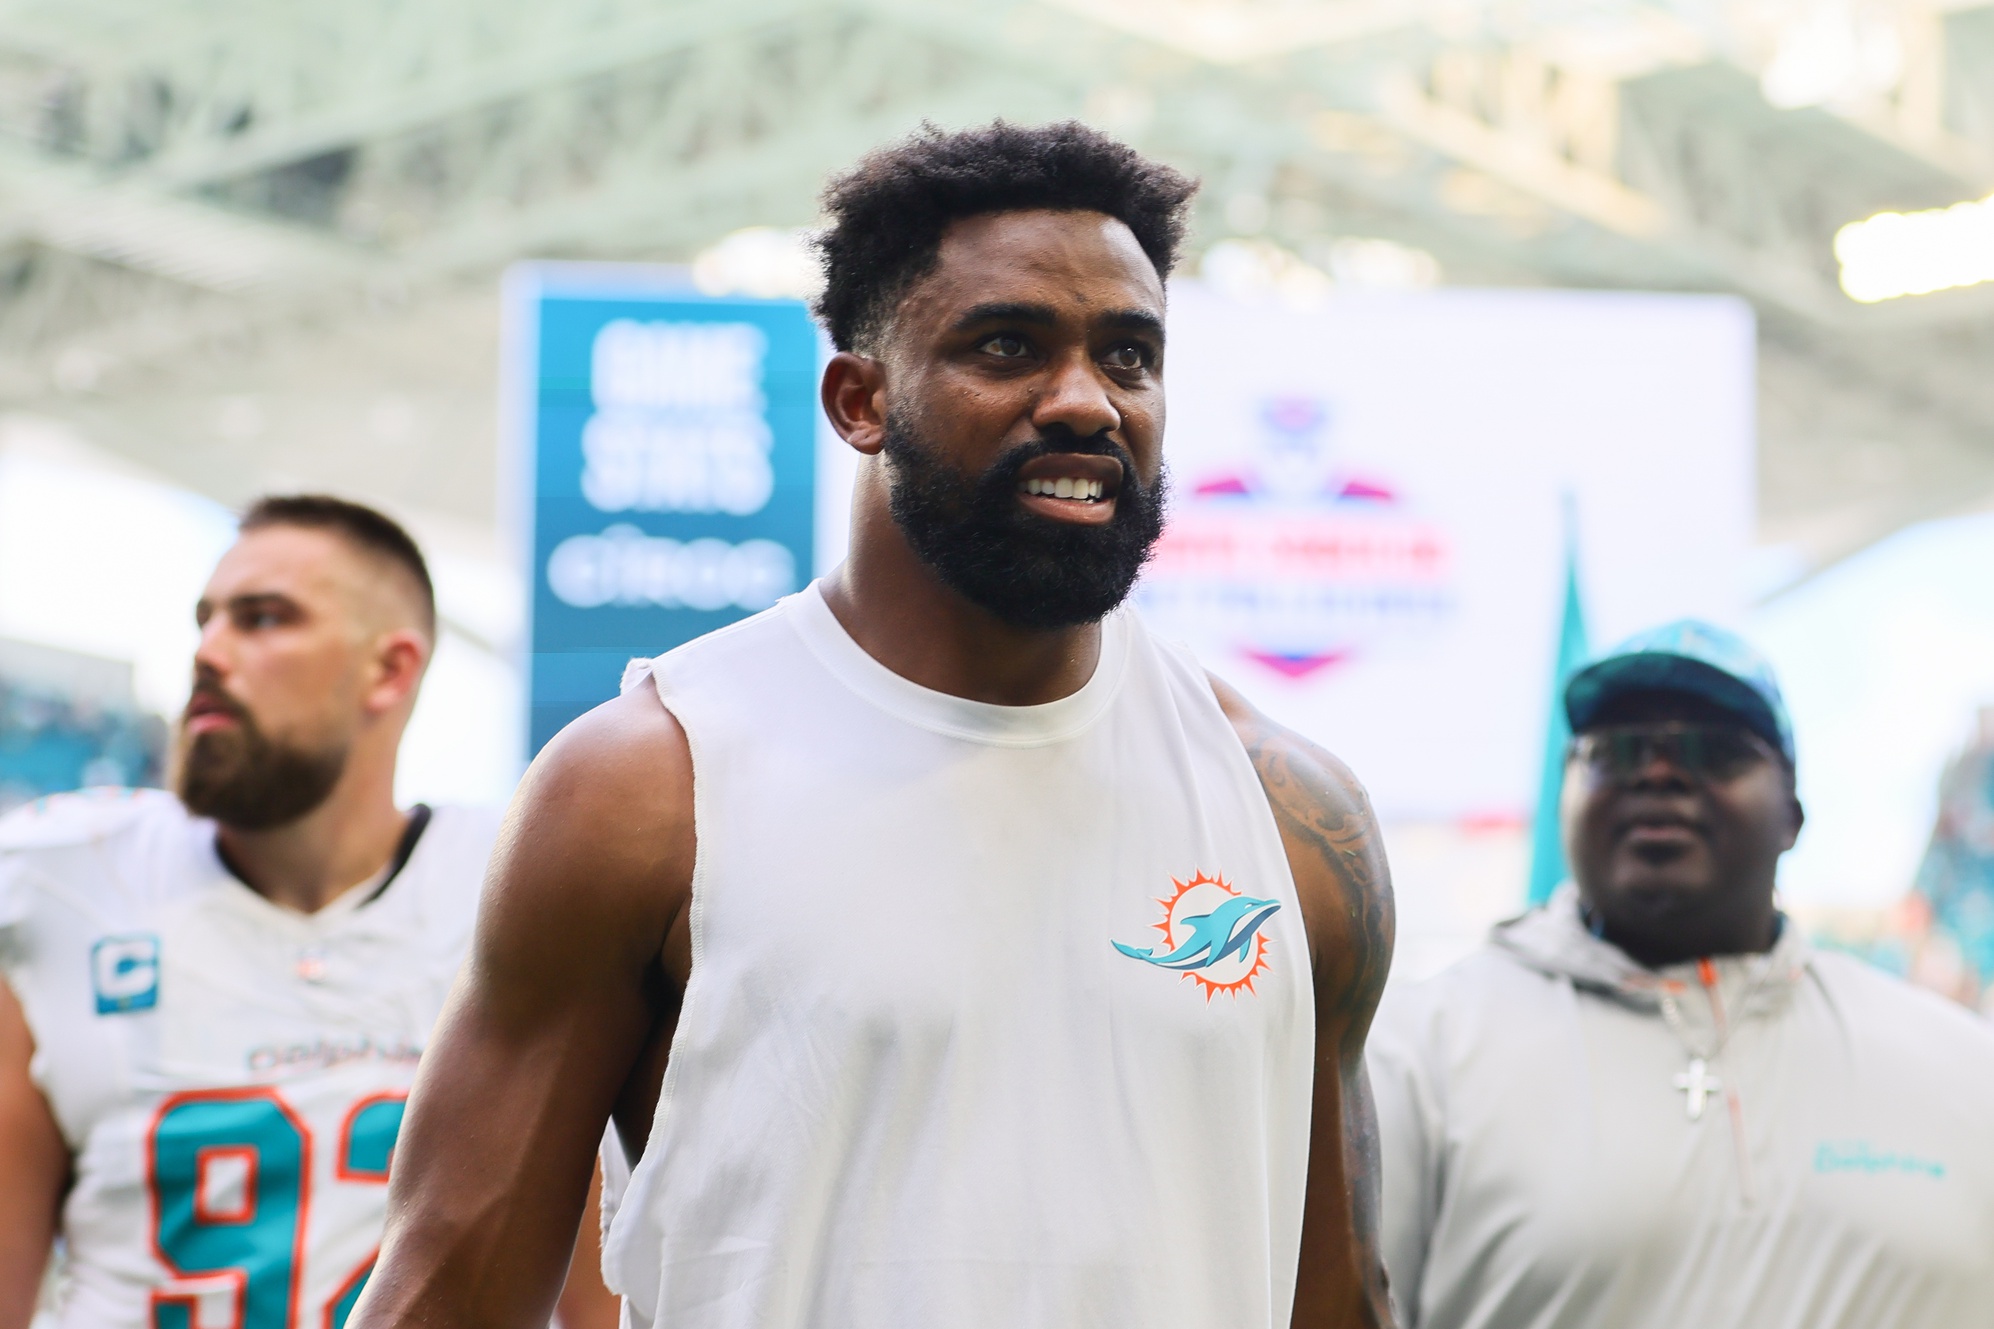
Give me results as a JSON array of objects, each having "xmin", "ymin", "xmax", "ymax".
[
  {"xmin": 1783, "ymin": 794, "xmax": 1805, "ymax": 852},
  {"xmin": 364, "ymin": 629, "xmax": 430, "ymax": 718},
  {"xmin": 821, "ymin": 352, "xmax": 888, "ymax": 456}
]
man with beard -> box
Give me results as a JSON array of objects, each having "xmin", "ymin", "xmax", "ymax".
[
  {"xmin": 1368, "ymin": 622, "xmax": 1994, "ymax": 1329},
  {"xmin": 0, "ymin": 496, "xmax": 616, "ymax": 1329},
  {"xmin": 354, "ymin": 122, "xmax": 1395, "ymax": 1329}
]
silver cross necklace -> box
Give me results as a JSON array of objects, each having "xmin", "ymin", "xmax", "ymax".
[
  {"xmin": 1669, "ymin": 1053, "xmax": 1721, "ymax": 1121},
  {"xmin": 1656, "ymin": 956, "xmax": 1765, "ymax": 1122}
]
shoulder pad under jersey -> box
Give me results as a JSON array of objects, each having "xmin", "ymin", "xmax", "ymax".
[
  {"xmin": 0, "ymin": 789, "xmax": 194, "ymax": 935},
  {"xmin": 0, "ymin": 787, "xmax": 184, "ymax": 852}
]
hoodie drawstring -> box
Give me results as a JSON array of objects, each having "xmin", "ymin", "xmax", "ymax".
[{"xmin": 1697, "ymin": 958, "xmax": 1757, "ymax": 1207}]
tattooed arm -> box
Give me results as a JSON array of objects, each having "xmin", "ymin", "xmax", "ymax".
[{"xmin": 1210, "ymin": 673, "xmax": 1397, "ymax": 1329}]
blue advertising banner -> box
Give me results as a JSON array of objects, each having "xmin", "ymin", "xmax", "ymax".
[{"xmin": 505, "ymin": 264, "xmax": 819, "ymax": 754}]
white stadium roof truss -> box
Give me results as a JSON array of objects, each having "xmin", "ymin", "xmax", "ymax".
[{"xmin": 0, "ymin": 0, "xmax": 1988, "ymax": 573}]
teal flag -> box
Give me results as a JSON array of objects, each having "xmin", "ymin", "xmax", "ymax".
[{"xmin": 1527, "ymin": 512, "xmax": 1589, "ymax": 907}]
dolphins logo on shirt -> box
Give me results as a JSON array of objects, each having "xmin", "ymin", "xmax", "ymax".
[{"xmin": 1114, "ymin": 872, "xmax": 1279, "ymax": 999}]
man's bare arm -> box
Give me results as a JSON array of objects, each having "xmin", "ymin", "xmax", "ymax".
[
  {"xmin": 554, "ymin": 1163, "xmax": 622, "ymax": 1329},
  {"xmin": 0, "ymin": 977, "xmax": 66, "ymax": 1329},
  {"xmin": 1211, "ymin": 675, "xmax": 1396, "ymax": 1329},
  {"xmin": 353, "ymin": 687, "xmax": 694, "ymax": 1328}
]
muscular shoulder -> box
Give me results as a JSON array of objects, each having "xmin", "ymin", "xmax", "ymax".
[
  {"xmin": 1206, "ymin": 673, "xmax": 1393, "ymax": 1022},
  {"xmin": 477, "ymin": 685, "xmax": 694, "ymax": 977},
  {"xmin": 510, "ymin": 685, "xmax": 691, "ymax": 855}
]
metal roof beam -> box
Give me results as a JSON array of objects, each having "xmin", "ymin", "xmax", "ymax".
[
  {"xmin": 0, "ymin": 142, "xmax": 369, "ymax": 293},
  {"xmin": 134, "ymin": 1, "xmax": 823, "ymax": 190}
]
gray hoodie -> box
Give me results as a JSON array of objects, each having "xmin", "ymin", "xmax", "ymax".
[{"xmin": 1369, "ymin": 886, "xmax": 1994, "ymax": 1329}]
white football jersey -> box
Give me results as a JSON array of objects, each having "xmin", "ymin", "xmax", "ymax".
[{"xmin": 0, "ymin": 788, "xmax": 498, "ymax": 1329}]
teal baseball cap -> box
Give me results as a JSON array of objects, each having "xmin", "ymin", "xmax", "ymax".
[{"xmin": 1563, "ymin": 620, "xmax": 1795, "ymax": 766}]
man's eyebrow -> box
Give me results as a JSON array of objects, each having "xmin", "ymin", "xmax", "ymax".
[
  {"xmin": 1100, "ymin": 308, "xmax": 1165, "ymax": 340},
  {"xmin": 226, "ymin": 591, "xmax": 303, "ymax": 613},
  {"xmin": 949, "ymin": 302, "xmax": 1166, "ymax": 342},
  {"xmin": 950, "ymin": 301, "xmax": 1059, "ymax": 333}
]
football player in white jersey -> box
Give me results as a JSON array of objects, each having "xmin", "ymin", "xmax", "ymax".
[{"xmin": 0, "ymin": 495, "xmax": 615, "ymax": 1329}]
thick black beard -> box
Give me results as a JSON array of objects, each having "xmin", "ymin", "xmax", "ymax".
[
  {"xmin": 880, "ymin": 412, "xmax": 1166, "ymax": 631},
  {"xmin": 175, "ymin": 687, "xmax": 348, "ymax": 831}
]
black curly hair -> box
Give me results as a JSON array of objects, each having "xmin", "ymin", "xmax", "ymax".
[{"xmin": 813, "ymin": 121, "xmax": 1199, "ymax": 353}]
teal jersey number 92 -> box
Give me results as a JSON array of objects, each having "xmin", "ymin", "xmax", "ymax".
[{"xmin": 147, "ymin": 1088, "xmax": 405, "ymax": 1329}]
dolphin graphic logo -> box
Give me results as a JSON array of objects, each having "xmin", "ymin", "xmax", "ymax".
[{"xmin": 1115, "ymin": 894, "xmax": 1281, "ymax": 971}]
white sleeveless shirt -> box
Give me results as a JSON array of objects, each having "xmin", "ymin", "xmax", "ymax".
[{"xmin": 605, "ymin": 583, "xmax": 1314, "ymax": 1329}]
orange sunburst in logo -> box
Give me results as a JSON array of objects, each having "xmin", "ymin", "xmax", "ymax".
[{"xmin": 1140, "ymin": 871, "xmax": 1277, "ymax": 1001}]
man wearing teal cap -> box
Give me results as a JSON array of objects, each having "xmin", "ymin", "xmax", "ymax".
[{"xmin": 1367, "ymin": 620, "xmax": 1994, "ymax": 1329}]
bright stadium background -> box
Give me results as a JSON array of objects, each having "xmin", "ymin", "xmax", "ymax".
[{"xmin": 2, "ymin": 0, "xmax": 1992, "ymax": 984}]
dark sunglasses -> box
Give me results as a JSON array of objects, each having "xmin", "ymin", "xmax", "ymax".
[{"xmin": 1568, "ymin": 722, "xmax": 1776, "ymax": 784}]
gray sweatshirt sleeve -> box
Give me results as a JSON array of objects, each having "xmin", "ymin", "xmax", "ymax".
[{"xmin": 1367, "ymin": 985, "xmax": 1446, "ymax": 1329}]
